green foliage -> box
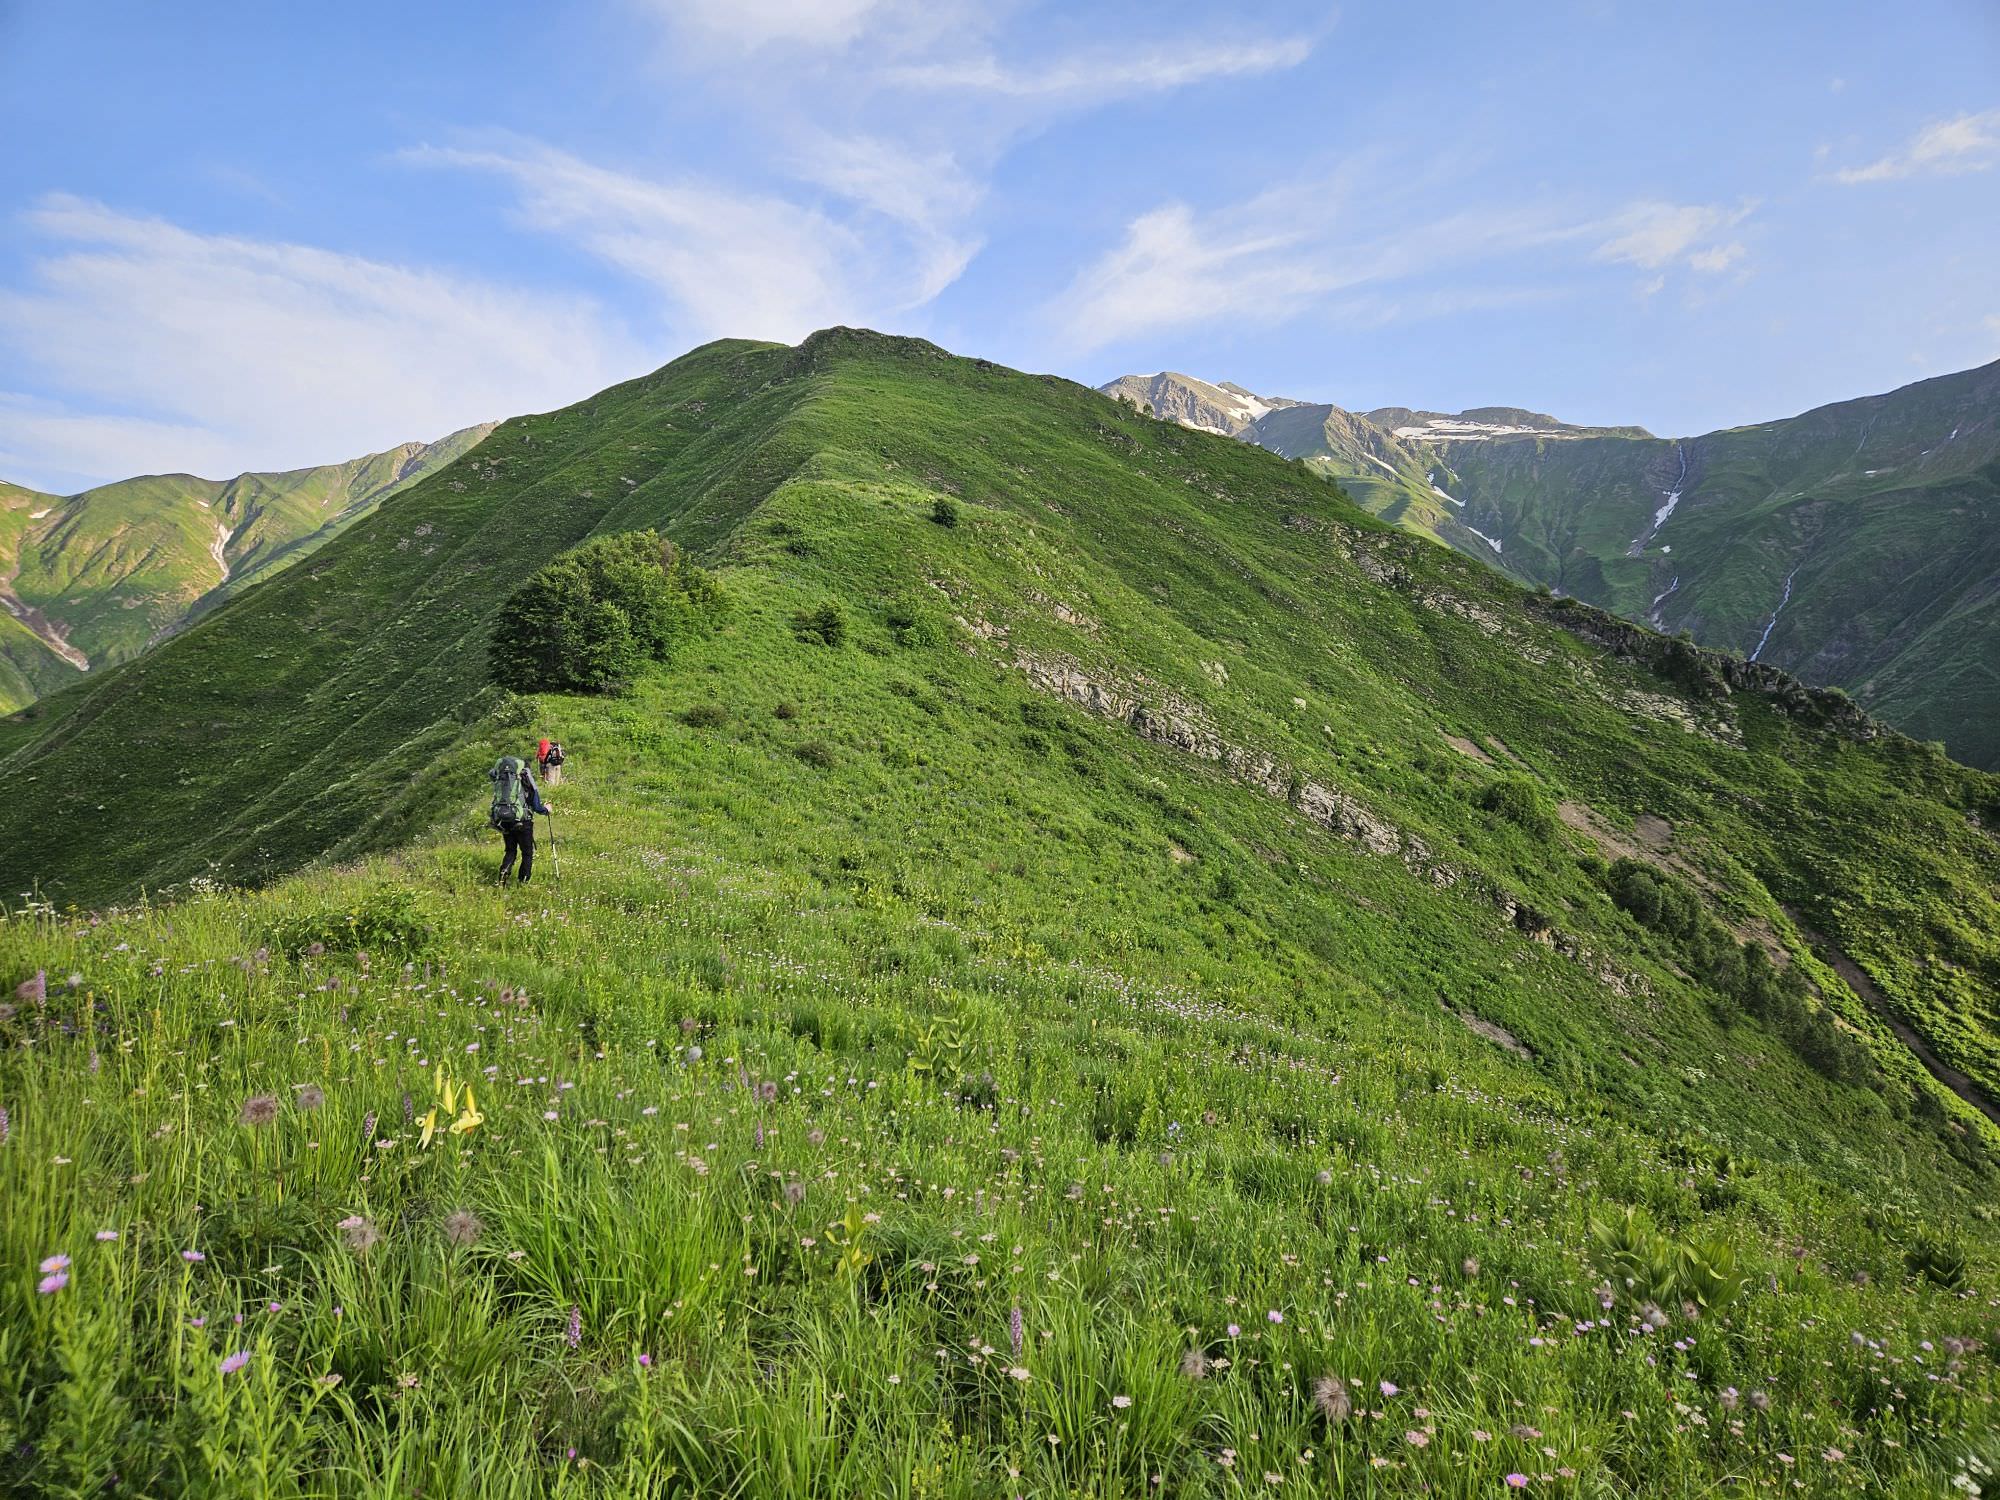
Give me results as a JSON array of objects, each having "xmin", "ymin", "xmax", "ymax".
[
  {"xmin": 929, "ymin": 495, "xmax": 959, "ymax": 527},
  {"xmin": 1906, "ymin": 1229, "xmax": 1970, "ymax": 1289},
  {"xmin": 791, "ymin": 600, "xmax": 846, "ymax": 647},
  {"xmin": 267, "ymin": 883, "xmax": 436, "ymax": 959},
  {"xmin": 885, "ymin": 598, "xmax": 947, "ymax": 648},
  {"xmin": 1588, "ymin": 1205, "xmax": 1746, "ymax": 1313},
  {"xmin": 681, "ymin": 703, "xmax": 728, "ymax": 729},
  {"xmin": 1476, "ymin": 774, "xmax": 1555, "ymax": 838},
  {"xmin": 491, "ymin": 530, "xmax": 724, "ymax": 695},
  {"xmin": 793, "ymin": 738, "xmax": 836, "ymax": 768}
]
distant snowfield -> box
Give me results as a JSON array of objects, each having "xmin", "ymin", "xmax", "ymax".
[
  {"xmin": 1394, "ymin": 418, "xmax": 1582, "ymax": 442},
  {"xmin": 1426, "ymin": 470, "xmax": 1464, "ymax": 507},
  {"xmin": 1464, "ymin": 525, "xmax": 1504, "ymax": 554},
  {"xmin": 30, "ymin": 508, "xmax": 51, "ymax": 520}
]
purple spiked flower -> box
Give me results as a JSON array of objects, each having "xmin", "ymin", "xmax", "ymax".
[
  {"xmin": 1010, "ymin": 1304, "xmax": 1024, "ymax": 1357},
  {"xmin": 565, "ymin": 1305, "xmax": 582, "ymax": 1349}
]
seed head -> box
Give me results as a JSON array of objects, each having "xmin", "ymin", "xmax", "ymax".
[
  {"xmin": 443, "ymin": 1209, "xmax": 483, "ymax": 1247},
  {"xmin": 239, "ymin": 1094, "xmax": 280, "ymax": 1128},
  {"xmin": 338, "ymin": 1215, "xmax": 382, "ymax": 1254},
  {"xmin": 1748, "ymin": 1389, "xmax": 1770, "ymax": 1413},
  {"xmin": 297, "ymin": 1085, "xmax": 326, "ymax": 1112},
  {"xmin": 15, "ymin": 971, "xmax": 45, "ymax": 1005},
  {"xmin": 1461, "ymin": 1256, "xmax": 1481, "ymax": 1278},
  {"xmin": 783, "ymin": 1180, "xmax": 807, "ymax": 1207},
  {"xmin": 1314, "ymin": 1169, "xmax": 1334, "ymax": 1187},
  {"xmin": 807, "ymin": 1128, "xmax": 825, "ymax": 1147},
  {"xmin": 1180, "ymin": 1347, "xmax": 1211, "ymax": 1381},
  {"xmin": 757, "ymin": 1081, "xmax": 779, "ymax": 1104},
  {"xmin": 1314, "ymin": 1375, "xmax": 1352, "ymax": 1424}
]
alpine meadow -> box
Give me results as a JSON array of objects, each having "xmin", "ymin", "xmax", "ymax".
[{"xmin": 2, "ymin": 328, "xmax": 1997, "ymax": 1496}]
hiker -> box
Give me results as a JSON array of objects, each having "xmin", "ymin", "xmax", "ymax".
[
  {"xmin": 541, "ymin": 739, "xmax": 565, "ymax": 788},
  {"xmin": 489, "ymin": 754, "xmax": 552, "ymax": 883}
]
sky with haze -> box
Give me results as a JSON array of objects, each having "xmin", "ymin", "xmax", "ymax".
[{"xmin": 1, "ymin": 0, "xmax": 1997, "ymax": 492}]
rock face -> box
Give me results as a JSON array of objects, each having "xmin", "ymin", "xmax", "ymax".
[{"xmin": 1098, "ymin": 372, "xmax": 1303, "ymax": 437}]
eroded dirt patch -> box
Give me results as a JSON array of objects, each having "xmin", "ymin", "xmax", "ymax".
[
  {"xmin": 1457, "ymin": 1009, "xmax": 1531, "ymax": 1059},
  {"xmin": 1441, "ymin": 732, "xmax": 1492, "ymax": 764}
]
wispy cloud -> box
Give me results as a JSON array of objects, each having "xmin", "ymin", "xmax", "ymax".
[
  {"xmin": 1047, "ymin": 183, "xmax": 1751, "ymax": 352},
  {"xmin": 631, "ymin": 0, "xmax": 910, "ymax": 53},
  {"xmin": 1592, "ymin": 201, "xmax": 1755, "ymax": 272},
  {"xmin": 0, "ymin": 195, "xmax": 644, "ymax": 491},
  {"xmin": 884, "ymin": 35, "xmax": 1313, "ymax": 100},
  {"xmin": 410, "ymin": 139, "xmax": 974, "ymax": 342},
  {"xmin": 1830, "ymin": 108, "xmax": 2000, "ymax": 183}
]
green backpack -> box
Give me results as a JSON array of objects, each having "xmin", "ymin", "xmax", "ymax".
[{"xmin": 489, "ymin": 756, "xmax": 529, "ymax": 828}]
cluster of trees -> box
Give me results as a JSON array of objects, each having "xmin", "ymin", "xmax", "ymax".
[
  {"xmin": 1606, "ymin": 857, "xmax": 1875, "ymax": 1087},
  {"xmin": 490, "ymin": 531, "xmax": 725, "ymax": 694}
]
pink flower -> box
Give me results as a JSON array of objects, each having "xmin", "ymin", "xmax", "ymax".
[
  {"xmin": 1505, "ymin": 1476, "xmax": 1528, "ymax": 1489},
  {"xmin": 638, "ymin": 1354, "xmax": 653, "ymax": 1368},
  {"xmin": 39, "ymin": 1254, "xmax": 70, "ymax": 1273},
  {"xmin": 219, "ymin": 1350, "xmax": 252, "ymax": 1376},
  {"xmin": 1379, "ymin": 1380, "xmax": 1399, "ymax": 1397},
  {"xmin": 1226, "ymin": 1324, "xmax": 1241, "ymax": 1338},
  {"xmin": 94, "ymin": 1230, "xmax": 117, "ymax": 1242},
  {"xmin": 37, "ymin": 1270, "xmax": 68, "ymax": 1294},
  {"xmin": 181, "ymin": 1249, "xmax": 205, "ymax": 1263},
  {"xmin": 1267, "ymin": 1310, "xmax": 1283, "ymax": 1324}
]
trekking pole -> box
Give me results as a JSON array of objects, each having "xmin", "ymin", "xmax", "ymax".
[{"xmin": 545, "ymin": 807, "xmax": 560, "ymax": 879}]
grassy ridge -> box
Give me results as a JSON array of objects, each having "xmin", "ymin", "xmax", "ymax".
[{"xmin": 0, "ymin": 328, "xmax": 1995, "ymax": 1490}]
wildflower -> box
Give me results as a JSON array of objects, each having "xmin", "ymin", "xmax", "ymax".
[
  {"xmin": 1227, "ymin": 1324, "xmax": 1241, "ymax": 1338},
  {"xmin": 1510, "ymin": 1425, "xmax": 1541, "ymax": 1441},
  {"xmin": 418, "ymin": 1107, "xmax": 439, "ymax": 1149},
  {"xmin": 297, "ymin": 1085, "xmax": 326, "ymax": 1112},
  {"xmin": 1404, "ymin": 1430, "xmax": 1428, "ymax": 1447},
  {"xmin": 1462, "ymin": 1257, "xmax": 1481, "ymax": 1277},
  {"xmin": 638, "ymin": 1353, "xmax": 653, "ymax": 1369},
  {"xmin": 94, "ymin": 1230, "xmax": 117, "ymax": 1242},
  {"xmin": 1181, "ymin": 1348, "xmax": 1211, "ymax": 1381},
  {"xmin": 1748, "ymin": 1390, "xmax": 1770, "ymax": 1413},
  {"xmin": 1010, "ymin": 1304, "xmax": 1024, "ymax": 1357},
  {"xmin": 807, "ymin": 1128, "xmax": 825, "ymax": 1147},
  {"xmin": 0, "ymin": 1104, "xmax": 8, "ymax": 1146},
  {"xmin": 686, "ymin": 1045, "xmax": 703, "ymax": 1063},
  {"xmin": 218, "ymin": 1350, "xmax": 252, "ymax": 1376},
  {"xmin": 783, "ymin": 1180, "xmax": 807, "ymax": 1207},
  {"xmin": 40, "ymin": 1254, "xmax": 70, "ymax": 1274},
  {"xmin": 37, "ymin": 1269, "xmax": 68, "ymax": 1294},
  {"xmin": 757, "ymin": 1081, "xmax": 778, "ymax": 1104},
  {"xmin": 16, "ymin": 970, "xmax": 45, "ymax": 1005},
  {"xmin": 443, "ymin": 1209, "xmax": 483, "ymax": 1247},
  {"xmin": 1315, "ymin": 1169, "xmax": 1333, "ymax": 1186},
  {"xmin": 1314, "ymin": 1375, "xmax": 1352, "ymax": 1423},
  {"xmin": 1112, "ymin": 1394, "xmax": 1132, "ymax": 1409},
  {"xmin": 402, "ymin": 1091, "xmax": 415, "ymax": 1124},
  {"xmin": 338, "ymin": 1216, "xmax": 381, "ymax": 1254},
  {"xmin": 1007, "ymin": 1366, "xmax": 1031, "ymax": 1382},
  {"xmin": 1380, "ymin": 1380, "xmax": 1399, "ymax": 1397},
  {"xmin": 1472, "ymin": 1429, "xmax": 1491, "ymax": 1442},
  {"xmin": 318, "ymin": 1373, "xmax": 343, "ymax": 1387},
  {"xmin": 1267, "ymin": 1309, "xmax": 1283, "ymax": 1324},
  {"xmin": 1640, "ymin": 1302, "xmax": 1669, "ymax": 1331},
  {"xmin": 239, "ymin": 1094, "xmax": 280, "ymax": 1128},
  {"xmin": 181, "ymin": 1249, "xmax": 205, "ymax": 1264},
  {"xmin": 565, "ymin": 1305, "xmax": 582, "ymax": 1349},
  {"xmin": 1506, "ymin": 1476, "xmax": 1528, "ymax": 1489},
  {"xmin": 1718, "ymin": 1387, "xmax": 1739, "ymax": 1411}
]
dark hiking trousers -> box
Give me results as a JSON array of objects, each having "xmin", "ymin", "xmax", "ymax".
[{"xmin": 498, "ymin": 816, "xmax": 536, "ymax": 883}]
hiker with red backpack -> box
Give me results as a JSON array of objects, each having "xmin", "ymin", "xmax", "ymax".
[{"xmin": 489, "ymin": 754, "xmax": 553, "ymax": 883}]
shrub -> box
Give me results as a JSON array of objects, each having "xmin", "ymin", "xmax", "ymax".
[
  {"xmin": 886, "ymin": 599, "xmax": 947, "ymax": 648},
  {"xmin": 491, "ymin": 531, "xmax": 724, "ymax": 694},
  {"xmin": 794, "ymin": 739, "xmax": 836, "ymax": 769},
  {"xmin": 270, "ymin": 884, "xmax": 436, "ymax": 960},
  {"xmin": 681, "ymin": 704, "xmax": 728, "ymax": 729},
  {"xmin": 929, "ymin": 496, "xmax": 959, "ymax": 527},
  {"xmin": 1477, "ymin": 775, "xmax": 1555, "ymax": 839},
  {"xmin": 792, "ymin": 601, "xmax": 846, "ymax": 647},
  {"xmin": 772, "ymin": 701, "xmax": 799, "ymax": 720}
]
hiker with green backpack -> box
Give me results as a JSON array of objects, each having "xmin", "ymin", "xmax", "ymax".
[{"xmin": 489, "ymin": 755, "xmax": 553, "ymax": 884}]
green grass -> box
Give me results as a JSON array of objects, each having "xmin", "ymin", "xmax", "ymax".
[{"xmin": 0, "ymin": 328, "xmax": 1997, "ymax": 1492}]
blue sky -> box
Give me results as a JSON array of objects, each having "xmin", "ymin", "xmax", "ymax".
[{"xmin": 1, "ymin": 0, "xmax": 1996, "ymax": 492}]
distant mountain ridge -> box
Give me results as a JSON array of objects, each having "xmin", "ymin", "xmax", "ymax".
[
  {"xmin": 1101, "ymin": 363, "xmax": 2000, "ymax": 767},
  {"xmin": 0, "ymin": 423, "xmax": 493, "ymax": 713}
]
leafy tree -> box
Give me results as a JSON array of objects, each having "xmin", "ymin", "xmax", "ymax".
[{"xmin": 491, "ymin": 530, "xmax": 723, "ymax": 694}]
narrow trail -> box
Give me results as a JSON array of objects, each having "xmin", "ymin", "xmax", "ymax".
[
  {"xmin": 1790, "ymin": 912, "xmax": 2000, "ymax": 1129},
  {"xmin": 1628, "ymin": 444, "xmax": 1687, "ymax": 554},
  {"xmin": 1749, "ymin": 566, "xmax": 1800, "ymax": 662}
]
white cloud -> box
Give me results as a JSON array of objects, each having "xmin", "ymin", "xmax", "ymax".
[
  {"xmin": 0, "ymin": 195, "xmax": 646, "ymax": 492},
  {"xmin": 1831, "ymin": 108, "xmax": 2000, "ymax": 183},
  {"xmin": 1593, "ymin": 201, "xmax": 1753, "ymax": 271},
  {"xmin": 1688, "ymin": 242, "xmax": 1746, "ymax": 274},
  {"xmin": 886, "ymin": 35, "xmax": 1313, "ymax": 100},
  {"xmin": 411, "ymin": 139, "xmax": 970, "ymax": 342},
  {"xmin": 633, "ymin": 0, "xmax": 895, "ymax": 51}
]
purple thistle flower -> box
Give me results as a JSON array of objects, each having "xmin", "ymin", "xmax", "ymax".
[
  {"xmin": 565, "ymin": 1305, "xmax": 582, "ymax": 1349},
  {"xmin": 0, "ymin": 1103, "xmax": 9, "ymax": 1146},
  {"xmin": 1010, "ymin": 1304, "xmax": 1024, "ymax": 1357},
  {"xmin": 638, "ymin": 1353, "xmax": 653, "ymax": 1369},
  {"xmin": 219, "ymin": 1350, "xmax": 252, "ymax": 1376}
]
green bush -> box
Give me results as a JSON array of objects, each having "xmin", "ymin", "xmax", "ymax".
[
  {"xmin": 792, "ymin": 601, "xmax": 846, "ymax": 647},
  {"xmin": 269, "ymin": 884, "xmax": 436, "ymax": 960},
  {"xmin": 1477, "ymin": 775, "xmax": 1555, "ymax": 838},
  {"xmin": 885, "ymin": 599, "xmax": 947, "ymax": 648},
  {"xmin": 929, "ymin": 496, "xmax": 959, "ymax": 527},
  {"xmin": 491, "ymin": 531, "xmax": 724, "ymax": 694},
  {"xmin": 682, "ymin": 704, "xmax": 728, "ymax": 729},
  {"xmin": 794, "ymin": 739, "xmax": 836, "ymax": 769}
]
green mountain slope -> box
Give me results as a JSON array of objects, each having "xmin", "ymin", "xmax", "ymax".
[
  {"xmin": 1, "ymin": 329, "xmax": 1996, "ymax": 1491},
  {"xmin": 1109, "ymin": 364, "xmax": 2000, "ymax": 767},
  {"xmin": 0, "ymin": 424, "xmax": 492, "ymax": 712}
]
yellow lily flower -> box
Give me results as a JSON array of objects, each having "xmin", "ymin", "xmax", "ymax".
[
  {"xmin": 449, "ymin": 1084, "xmax": 483, "ymax": 1137},
  {"xmin": 419, "ymin": 1106, "xmax": 439, "ymax": 1149}
]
